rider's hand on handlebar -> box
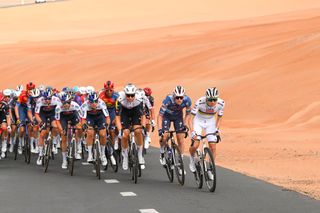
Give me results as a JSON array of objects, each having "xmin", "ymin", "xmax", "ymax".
[{"xmin": 158, "ymin": 129, "xmax": 164, "ymax": 137}]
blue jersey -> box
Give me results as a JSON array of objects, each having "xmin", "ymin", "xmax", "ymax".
[{"xmin": 159, "ymin": 95, "xmax": 192, "ymax": 117}]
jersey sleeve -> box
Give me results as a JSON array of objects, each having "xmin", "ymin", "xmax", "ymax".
[
  {"xmin": 191, "ymin": 98, "xmax": 200, "ymax": 115},
  {"xmin": 99, "ymin": 99, "xmax": 109, "ymax": 117},
  {"xmin": 80, "ymin": 102, "xmax": 88, "ymax": 119},
  {"xmin": 35, "ymin": 98, "xmax": 43, "ymax": 114},
  {"xmin": 159, "ymin": 96, "xmax": 170, "ymax": 115},
  {"xmin": 185, "ymin": 96, "xmax": 192, "ymax": 114},
  {"xmin": 217, "ymin": 100, "xmax": 225, "ymax": 117},
  {"xmin": 144, "ymin": 96, "xmax": 152, "ymax": 110},
  {"xmin": 55, "ymin": 106, "xmax": 61, "ymax": 120}
]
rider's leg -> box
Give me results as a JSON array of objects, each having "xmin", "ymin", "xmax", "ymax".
[{"xmin": 1, "ymin": 123, "xmax": 8, "ymax": 157}]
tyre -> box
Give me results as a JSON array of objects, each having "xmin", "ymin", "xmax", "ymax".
[
  {"xmin": 25, "ymin": 136, "xmax": 31, "ymax": 164},
  {"xmin": 44, "ymin": 139, "xmax": 52, "ymax": 173},
  {"xmin": 203, "ymin": 147, "xmax": 216, "ymax": 192},
  {"xmin": 164, "ymin": 149, "xmax": 174, "ymax": 183},
  {"xmin": 69, "ymin": 138, "xmax": 76, "ymax": 176},
  {"xmin": 95, "ymin": 142, "xmax": 101, "ymax": 179},
  {"xmin": 131, "ymin": 143, "xmax": 138, "ymax": 184},
  {"xmin": 14, "ymin": 136, "xmax": 19, "ymax": 160},
  {"xmin": 173, "ymin": 143, "xmax": 185, "ymax": 186}
]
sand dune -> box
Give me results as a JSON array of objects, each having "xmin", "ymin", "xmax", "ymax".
[{"xmin": 1, "ymin": 0, "xmax": 320, "ymax": 199}]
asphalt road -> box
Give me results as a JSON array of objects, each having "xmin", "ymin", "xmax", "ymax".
[{"xmin": 0, "ymin": 147, "xmax": 319, "ymax": 213}]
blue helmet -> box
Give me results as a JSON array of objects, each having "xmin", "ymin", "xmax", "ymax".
[
  {"xmin": 88, "ymin": 91, "xmax": 98, "ymax": 103},
  {"xmin": 62, "ymin": 87, "xmax": 70, "ymax": 92},
  {"xmin": 60, "ymin": 92, "xmax": 72, "ymax": 102},
  {"xmin": 73, "ymin": 86, "xmax": 79, "ymax": 93},
  {"xmin": 43, "ymin": 88, "xmax": 53, "ymax": 99}
]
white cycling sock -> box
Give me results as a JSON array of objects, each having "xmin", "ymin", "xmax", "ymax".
[
  {"xmin": 39, "ymin": 146, "xmax": 44, "ymax": 156},
  {"xmin": 138, "ymin": 145, "xmax": 143, "ymax": 157},
  {"xmin": 62, "ymin": 152, "xmax": 67, "ymax": 161},
  {"xmin": 122, "ymin": 148, "xmax": 128, "ymax": 157},
  {"xmin": 100, "ymin": 145, "xmax": 105, "ymax": 157},
  {"xmin": 87, "ymin": 146, "xmax": 93, "ymax": 156},
  {"xmin": 160, "ymin": 146, "xmax": 165, "ymax": 154}
]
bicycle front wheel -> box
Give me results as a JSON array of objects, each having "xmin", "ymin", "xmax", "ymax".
[
  {"xmin": 69, "ymin": 138, "xmax": 76, "ymax": 176},
  {"xmin": 25, "ymin": 136, "xmax": 31, "ymax": 164},
  {"xmin": 95, "ymin": 142, "xmax": 101, "ymax": 179},
  {"xmin": 203, "ymin": 147, "xmax": 216, "ymax": 192},
  {"xmin": 173, "ymin": 143, "xmax": 185, "ymax": 186},
  {"xmin": 131, "ymin": 143, "xmax": 138, "ymax": 184},
  {"xmin": 44, "ymin": 140, "xmax": 52, "ymax": 173}
]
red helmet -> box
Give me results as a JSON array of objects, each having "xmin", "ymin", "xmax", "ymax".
[
  {"xmin": 143, "ymin": 87, "xmax": 152, "ymax": 96},
  {"xmin": 104, "ymin": 80, "xmax": 114, "ymax": 90},
  {"xmin": 0, "ymin": 93, "xmax": 4, "ymax": 102},
  {"xmin": 26, "ymin": 82, "xmax": 36, "ymax": 90}
]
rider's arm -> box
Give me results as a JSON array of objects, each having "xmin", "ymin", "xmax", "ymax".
[
  {"xmin": 157, "ymin": 113, "xmax": 163, "ymax": 130},
  {"xmin": 14, "ymin": 104, "xmax": 20, "ymax": 121},
  {"xmin": 27, "ymin": 109, "xmax": 33, "ymax": 122},
  {"xmin": 115, "ymin": 100, "xmax": 122, "ymax": 131}
]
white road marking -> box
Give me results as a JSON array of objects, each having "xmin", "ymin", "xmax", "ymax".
[
  {"xmin": 120, "ymin": 192, "xmax": 137, "ymax": 197},
  {"xmin": 81, "ymin": 162, "xmax": 90, "ymax": 166},
  {"xmin": 92, "ymin": 170, "xmax": 105, "ymax": 173},
  {"xmin": 139, "ymin": 209, "xmax": 159, "ymax": 213},
  {"xmin": 104, "ymin": 179, "xmax": 119, "ymax": 184}
]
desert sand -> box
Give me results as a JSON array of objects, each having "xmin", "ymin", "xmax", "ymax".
[{"xmin": 0, "ymin": 0, "xmax": 319, "ymax": 199}]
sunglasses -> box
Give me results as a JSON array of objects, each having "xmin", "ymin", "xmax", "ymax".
[
  {"xmin": 175, "ymin": 96, "xmax": 184, "ymax": 100},
  {"xmin": 126, "ymin": 94, "xmax": 135, "ymax": 98},
  {"xmin": 105, "ymin": 89, "xmax": 113, "ymax": 92},
  {"xmin": 207, "ymin": 98, "xmax": 218, "ymax": 102}
]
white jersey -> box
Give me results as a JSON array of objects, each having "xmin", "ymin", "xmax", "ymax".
[
  {"xmin": 140, "ymin": 93, "xmax": 153, "ymax": 110},
  {"xmin": 191, "ymin": 96, "xmax": 225, "ymax": 119},
  {"xmin": 35, "ymin": 96, "xmax": 62, "ymax": 114},
  {"xmin": 117, "ymin": 91, "xmax": 144, "ymax": 109},
  {"xmin": 80, "ymin": 99, "xmax": 109, "ymax": 118},
  {"xmin": 55, "ymin": 101, "xmax": 82, "ymax": 120}
]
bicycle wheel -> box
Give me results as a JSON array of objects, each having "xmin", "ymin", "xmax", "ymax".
[
  {"xmin": 131, "ymin": 143, "xmax": 138, "ymax": 184},
  {"xmin": 69, "ymin": 138, "xmax": 76, "ymax": 176},
  {"xmin": 203, "ymin": 147, "xmax": 216, "ymax": 192},
  {"xmin": 164, "ymin": 149, "xmax": 174, "ymax": 183},
  {"xmin": 95, "ymin": 142, "xmax": 101, "ymax": 179},
  {"xmin": 44, "ymin": 139, "xmax": 52, "ymax": 173},
  {"xmin": 173, "ymin": 143, "xmax": 185, "ymax": 186},
  {"xmin": 14, "ymin": 136, "xmax": 19, "ymax": 160},
  {"xmin": 24, "ymin": 135, "xmax": 31, "ymax": 164},
  {"xmin": 194, "ymin": 160, "xmax": 203, "ymax": 189}
]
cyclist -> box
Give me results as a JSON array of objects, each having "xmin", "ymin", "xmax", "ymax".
[
  {"xmin": 27, "ymin": 88, "xmax": 41, "ymax": 153},
  {"xmin": 143, "ymin": 87, "xmax": 156, "ymax": 149},
  {"xmin": 8, "ymin": 90, "xmax": 19, "ymax": 153},
  {"xmin": 99, "ymin": 80, "xmax": 119, "ymax": 166},
  {"xmin": 34, "ymin": 87, "xmax": 62, "ymax": 165},
  {"xmin": 158, "ymin": 86, "xmax": 192, "ymax": 166},
  {"xmin": 188, "ymin": 87, "xmax": 225, "ymax": 175},
  {"xmin": 80, "ymin": 91, "xmax": 110, "ymax": 166},
  {"xmin": 56, "ymin": 92, "xmax": 83, "ymax": 169},
  {"xmin": 0, "ymin": 93, "xmax": 12, "ymax": 159},
  {"xmin": 15, "ymin": 82, "xmax": 36, "ymax": 155},
  {"xmin": 115, "ymin": 83, "xmax": 146, "ymax": 170}
]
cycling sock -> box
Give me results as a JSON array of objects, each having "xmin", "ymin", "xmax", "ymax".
[
  {"xmin": 39, "ymin": 146, "xmax": 44, "ymax": 156},
  {"xmin": 122, "ymin": 148, "xmax": 128, "ymax": 157},
  {"xmin": 62, "ymin": 152, "xmax": 67, "ymax": 161},
  {"xmin": 87, "ymin": 146, "xmax": 93, "ymax": 156},
  {"xmin": 160, "ymin": 146, "xmax": 165, "ymax": 154},
  {"xmin": 100, "ymin": 145, "xmax": 105, "ymax": 157}
]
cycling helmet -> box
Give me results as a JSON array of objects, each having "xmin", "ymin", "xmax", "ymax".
[
  {"xmin": 124, "ymin": 83, "xmax": 137, "ymax": 95},
  {"xmin": 86, "ymin": 86, "xmax": 95, "ymax": 94},
  {"xmin": 88, "ymin": 91, "xmax": 99, "ymax": 103},
  {"xmin": 205, "ymin": 87, "xmax": 219, "ymax": 99},
  {"xmin": 16, "ymin": 85, "xmax": 23, "ymax": 92},
  {"xmin": 60, "ymin": 91, "xmax": 72, "ymax": 102},
  {"xmin": 62, "ymin": 87, "xmax": 70, "ymax": 92},
  {"xmin": 3, "ymin": 89, "xmax": 12, "ymax": 97},
  {"xmin": 79, "ymin": 86, "xmax": 87, "ymax": 95},
  {"xmin": 143, "ymin": 87, "xmax": 152, "ymax": 96},
  {"xmin": 43, "ymin": 87, "xmax": 53, "ymax": 99},
  {"xmin": 38, "ymin": 84, "xmax": 46, "ymax": 92},
  {"xmin": 136, "ymin": 88, "xmax": 145, "ymax": 97},
  {"xmin": 26, "ymin": 82, "xmax": 36, "ymax": 90},
  {"xmin": 104, "ymin": 81, "xmax": 114, "ymax": 90},
  {"xmin": 73, "ymin": 86, "xmax": 79, "ymax": 93},
  {"xmin": 30, "ymin": 88, "xmax": 41, "ymax": 98},
  {"xmin": 173, "ymin": 85, "xmax": 185, "ymax": 97}
]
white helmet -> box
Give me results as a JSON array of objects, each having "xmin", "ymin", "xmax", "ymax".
[
  {"xmin": 79, "ymin": 86, "xmax": 87, "ymax": 95},
  {"xmin": 10, "ymin": 89, "xmax": 17, "ymax": 97},
  {"xmin": 205, "ymin": 87, "xmax": 219, "ymax": 99},
  {"xmin": 3, "ymin": 89, "xmax": 12, "ymax": 97},
  {"xmin": 136, "ymin": 88, "xmax": 145, "ymax": 98},
  {"xmin": 124, "ymin": 83, "xmax": 137, "ymax": 95},
  {"xmin": 30, "ymin": 88, "xmax": 41, "ymax": 98},
  {"xmin": 173, "ymin": 85, "xmax": 185, "ymax": 97},
  {"xmin": 38, "ymin": 84, "xmax": 46, "ymax": 92},
  {"xmin": 16, "ymin": 85, "xmax": 23, "ymax": 92},
  {"xmin": 59, "ymin": 91, "xmax": 72, "ymax": 102},
  {"xmin": 86, "ymin": 86, "xmax": 95, "ymax": 94}
]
